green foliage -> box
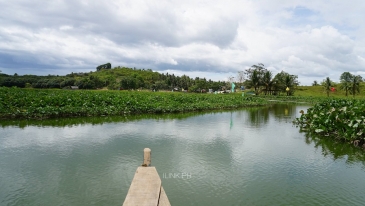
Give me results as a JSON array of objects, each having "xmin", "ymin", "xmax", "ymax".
[
  {"xmin": 96, "ymin": 63, "xmax": 111, "ymax": 71},
  {"xmin": 322, "ymin": 77, "xmax": 332, "ymax": 97},
  {"xmin": 349, "ymin": 75, "xmax": 363, "ymax": 98},
  {"xmin": 340, "ymin": 72, "xmax": 352, "ymax": 96},
  {"xmin": 243, "ymin": 64, "xmax": 298, "ymax": 96},
  {"xmin": 272, "ymin": 71, "xmax": 299, "ymax": 95},
  {"xmin": 0, "ymin": 67, "xmax": 229, "ymax": 92},
  {"xmin": 120, "ymin": 76, "xmax": 137, "ymax": 90},
  {"xmin": 0, "ymin": 87, "xmax": 268, "ymax": 119},
  {"xmin": 262, "ymin": 70, "xmax": 274, "ymax": 95},
  {"xmin": 244, "ymin": 63, "xmax": 266, "ymax": 95},
  {"xmin": 294, "ymin": 99, "xmax": 365, "ymax": 144},
  {"xmin": 338, "ymin": 72, "xmax": 363, "ymax": 98},
  {"xmin": 25, "ymin": 83, "xmax": 32, "ymax": 88}
]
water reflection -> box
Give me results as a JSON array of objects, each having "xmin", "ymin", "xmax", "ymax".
[
  {"xmin": 301, "ymin": 130, "xmax": 365, "ymax": 166},
  {"xmin": 246, "ymin": 107, "xmax": 270, "ymax": 127},
  {"xmin": 0, "ymin": 112, "xmax": 208, "ymax": 128},
  {"xmin": 1, "ymin": 104, "xmax": 365, "ymax": 206},
  {"xmin": 245, "ymin": 103, "xmax": 302, "ymax": 127}
]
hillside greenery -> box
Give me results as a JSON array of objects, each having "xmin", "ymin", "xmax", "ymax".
[
  {"xmin": 0, "ymin": 67, "xmax": 228, "ymax": 92},
  {"xmin": 0, "ymin": 64, "xmax": 299, "ymax": 95}
]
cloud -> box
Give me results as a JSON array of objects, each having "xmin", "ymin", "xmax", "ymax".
[{"xmin": 0, "ymin": 0, "xmax": 364, "ymax": 85}]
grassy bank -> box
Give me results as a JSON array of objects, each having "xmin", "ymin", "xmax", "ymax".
[
  {"xmin": 0, "ymin": 87, "xmax": 268, "ymax": 119},
  {"xmin": 295, "ymin": 84, "xmax": 365, "ymax": 98}
]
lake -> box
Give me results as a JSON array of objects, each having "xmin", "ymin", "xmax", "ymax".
[{"xmin": 1, "ymin": 103, "xmax": 365, "ymax": 206}]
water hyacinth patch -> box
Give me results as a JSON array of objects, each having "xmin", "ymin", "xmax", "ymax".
[
  {"xmin": 0, "ymin": 87, "xmax": 268, "ymax": 119},
  {"xmin": 294, "ymin": 99, "xmax": 365, "ymax": 146}
]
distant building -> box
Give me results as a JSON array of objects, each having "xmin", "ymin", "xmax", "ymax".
[{"xmin": 70, "ymin": 86, "xmax": 79, "ymax": 90}]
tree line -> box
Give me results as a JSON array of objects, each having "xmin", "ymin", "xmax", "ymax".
[
  {"xmin": 313, "ymin": 72, "xmax": 363, "ymax": 97},
  {"xmin": 0, "ymin": 64, "xmax": 301, "ymax": 95},
  {"xmin": 0, "ymin": 67, "xmax": 227, "ymax": 91},
  {"xmin": 4, "ymin": 64, "xmax": 360, "ymax": 97},
  {"xmin": 238, "ymin": 63, "xmax": 299, "ymax": 95}
]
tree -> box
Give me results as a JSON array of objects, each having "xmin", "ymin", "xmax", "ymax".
[
  {"xmin": 96, "ymin": 63, "xmax": 111, "ymax": 71},
  {"xmin": 349, "ymin": 75, "xmax": 363, "ymax": 98},
  {"xmin": 312, "ymin": 80, "xmax": 318, "ymax": 86},
  {"xmin": 236, "ymin": 71, "xmax": 245, "ymax": 83},
  {"xmin": 262, "ymin": 70, "xmax": 274, "ymax": 95},
  {"xmin": 322, "ymin": 77, "xmax": 332, "ymax": 97},
  {"xmin": 151, "ymin": 81, "xmax": 167, "ymax": 91},
  {"xmin": 339, "ymin": 72, "xmax": 353, "ymax": 97},
  {"xmin": 120, "ymin": 76, "xmax": 137, "ymax": 90},
  {"xmin": 273, "ymin": 71, "xmax": 299, "ymax": 95},
  {"xmin": 244, "ymin": 63, "xmax": 267, "ymax": 95}
]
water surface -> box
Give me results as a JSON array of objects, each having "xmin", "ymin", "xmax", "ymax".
[{"xmin": 1, "ymin": 104, "xmax": 365, "ymax": 206}]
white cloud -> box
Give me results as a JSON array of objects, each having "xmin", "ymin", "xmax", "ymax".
[
  {"xmin": 59, "ymin": 25, "xmax": 73, "ymax": 31},
  {"xmin": 0, "ymin": 0, "xmax": 364, "ymax": 85}
]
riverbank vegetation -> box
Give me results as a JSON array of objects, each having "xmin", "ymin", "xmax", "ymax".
[
  {"xmin": 0, "ymin": 87, "xmax": 268, "ymax": 119},
  {"xmin": 294, "ymin": 99, "xmax": 365, "ymax": 148},
  {"xmin": 2, "ymin": 65, "xmax": 365, "ymax": 149}
]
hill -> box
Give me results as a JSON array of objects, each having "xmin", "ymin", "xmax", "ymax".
[{"xmin": 0, "ymin": 67, "xmax": 227, "ymax": 91}]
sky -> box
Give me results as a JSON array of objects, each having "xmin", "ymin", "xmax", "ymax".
[{"xmin": 1, "ymin": 0, "xmax": 365, "ymax": 85}]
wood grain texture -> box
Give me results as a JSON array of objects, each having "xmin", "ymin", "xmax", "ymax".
[
  {"xmin": 158, "ymin": 186, "xmax": 171, "ymax": 206},
  {"xmin": 123, "ymin": 167, "xmax": 161, "ymax": 206}
]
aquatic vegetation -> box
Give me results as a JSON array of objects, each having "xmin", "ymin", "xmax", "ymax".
[
  {"xmin": 294, "ymin": 99, "xmax": 365, "ymax": 146},
  {"xmin": 256, "ymin": 95, "xmax": 327, "ymax": 104},
  {"xmin": 0, "ymin": 87, "xmax": 268, "ymax": 119}
]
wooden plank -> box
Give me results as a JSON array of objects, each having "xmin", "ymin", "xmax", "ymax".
[
  {"xmin": 158, "ymin": 186, "xmax": 171, "ymax": 206},
  {"xmin": 123, "ymin": 167, "xmax": 161, "ymax": 206}
]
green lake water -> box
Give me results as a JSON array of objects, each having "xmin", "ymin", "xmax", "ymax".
[{"xmin": 1, "ymin": 104, "xmax": 365, "ymax": 206}]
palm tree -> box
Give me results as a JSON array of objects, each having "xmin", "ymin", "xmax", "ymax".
[
  {"xmin": 323, "ymin": 77, "xmax": 332, "ymax": 97},
  {"xmin": 350, "ymin": 75, "xmax": 363, "ymax": 98},
  {"xmin": 339, "ymin": 72, "xmax": 353, "ymax": 97},
  {"xmin": 251, "ymin": 70, "xmax": 260, "ymax": 95},
  {"xmin": 262, "ymin": 71, "xmax": 273, "ymax": 95}
]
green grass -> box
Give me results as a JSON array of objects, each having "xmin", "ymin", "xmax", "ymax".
[{"xmin": 295, "ymin": 83, "xmax": 365, "ymax": 98}]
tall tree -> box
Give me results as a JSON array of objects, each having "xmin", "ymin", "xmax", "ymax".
[
  {"xmin": 322, "ymin": 77, "xmax": 332, "ymax": 97},
  {"xmin": 339, "ymin": 72, "xmax": 353, "ymax": 96},
  {"xmin": 350, "ymin": 75, "xmax": 363, "ymax": 98},
  {"xmin": 262, "ymin": 70, "xmax": 273, "ymax": 95},
  {"xmin": 244, "ymin": 63, "xmax": 267, "ymax": 95},
  {"xmin": 312, "ymin": 80, "xmax": 318, "ymax": 86},
  {"xmin": 273, "ymin": 71, "xmax": 299, "ymax": 95}
]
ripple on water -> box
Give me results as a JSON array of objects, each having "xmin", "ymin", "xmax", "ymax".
[{"xmin": 2, "ymin": 106, "xmax": 365, "ymax": 206}]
